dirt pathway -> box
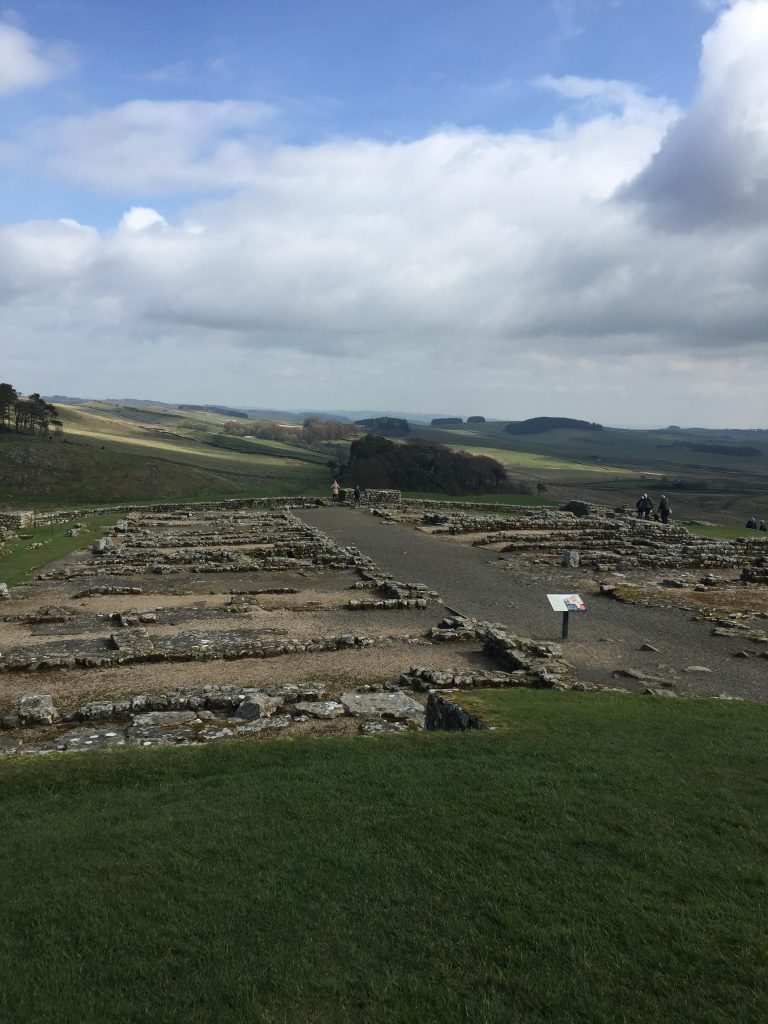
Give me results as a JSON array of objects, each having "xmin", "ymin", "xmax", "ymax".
[{"xmin": 299, "ymin": 507, "xmax": 768, "ymax": 701}]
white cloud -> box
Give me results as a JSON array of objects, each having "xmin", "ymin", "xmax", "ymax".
[
  {"xmin": 535, "ymin": 74, "xmax": 662, "ymax": 114},
  {"xmin": 2, "ymin": 4, "xmax": 768, "ymax": 424},
  {"xmin": 0, "ymin": 20, "xmax": 75, "ymax": 96},
  {"xmin": 119, "ymin": 207, "xmax": 169, "ymax": 233},
  {"xmin": 39, "ymin": 99, "xmax": 276, "ymax": 193}
]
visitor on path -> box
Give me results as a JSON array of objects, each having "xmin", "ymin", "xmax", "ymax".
[
  {"xmin": 746, "ymin": 514, "xmax": 758, "ymax": 529},
  {"xmin": 658, "ymin": 495, "xmax": 671, "ymax": 525},
  {"xmin": 331, "ymin": 480, "xmax": 340, "ymax": 503},
  {"xmin": 636, "ymin": 494, "xmax": 653, "ymax": 520},
  {"xmin": 353, "ymin": 484, "xmax": 361, "ymax": 505}
]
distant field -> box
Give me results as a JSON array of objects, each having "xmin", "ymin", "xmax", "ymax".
[
  {"xmin": 3, "ymin": 401, "xmax": 766, "ymax": 519},
  {"xmin": 1, "ymin": 690, "xmax": 765, "ymax": 1023},
  {"xmin": 457, "ymin": 445, "xmax": 637, "ymax": 476}
]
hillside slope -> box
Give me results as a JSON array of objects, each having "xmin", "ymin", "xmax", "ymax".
[{"xmin": 0, "ymin": 403, "xmax": 328, "ymax": 506}]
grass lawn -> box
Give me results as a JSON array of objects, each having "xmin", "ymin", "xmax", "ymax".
[
  {"xmin": 1, "ymin": 691, "xmax": 766, "ymax": 1024},
  {"xmin": 406, "ymin": 491, "xmax": 557, "ymax": 506},
  {"xmin": 685, "ymin": 523, "xmax": 768, "ymax": 541},
  {"xmin": 0, "ymin": 513, "xmax": 120, "ymax": 585}
]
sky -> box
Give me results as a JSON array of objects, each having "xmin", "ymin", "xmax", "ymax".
[{"xmin": 1, "ymin": 0, "xmax": 767, "ymax": 426}]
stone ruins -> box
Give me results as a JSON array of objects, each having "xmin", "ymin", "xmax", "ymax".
[
  {"xmin": 1, "ymin": 493, "xmax": 766, "ymax": 756},
  {"xmin": 0, "ymin": 496, "xmax": 581, "ymax": 756}
]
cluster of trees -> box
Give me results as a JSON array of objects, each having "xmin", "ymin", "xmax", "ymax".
[
  {"xmin": 355, "ymin": 417, "xmax": 410, "ymax": 436},
  {"xmin": 222, "ymin": 416, "xmax": 359, "ymax": 446},
  {"xmin": 661, "ymin": 441, "xmax": 760, "ymax": 457},
  {"xmin": 341, "ymin": 434, "xmax": 512, "ymax": 494},
  {"xmin": 301, "ymin": 417, "xmax": 357, "ymax": 443},
  {"xmin": 179, "ymin": 404, "xmax": 248, "ymax": 418},
  {"xmin": 505, "ymin": 417, "xmax": 603, "ymax": 435},
  {"xmin": 0, "ymin": 383, "xmax": 61, "ymax": 436}
]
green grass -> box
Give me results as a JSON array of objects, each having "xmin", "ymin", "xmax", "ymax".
[
  {"xmin": 1, "ymin": 690, "xmax": 766, "ymax": 1023},
  {"xmin": 458, "ymin": 445, "xmax": 638, "ymax": 476},
  {"xmin": 0, "ymin": 513, "xmax": 120, "ymax": 585},
  {"xmin": 0, "ymin": 427, "xmax": 328, "ymax": 506},
  {"xmin": 405, "ymin": 491, "xmax": 557, "ymax": 506},
  {"xmin": 685, "ymin": 523, "xmax": 768, "ymax": 541}
]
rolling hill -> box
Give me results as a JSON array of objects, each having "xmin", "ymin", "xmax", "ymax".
[{"xmin": 0, "ymin": 402, "xmax": 332, "ymax": 507}]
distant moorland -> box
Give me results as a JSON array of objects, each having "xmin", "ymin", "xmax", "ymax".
[{"xmin": 0, "ymin": 399, "xmax": 765, "ymax": 523}]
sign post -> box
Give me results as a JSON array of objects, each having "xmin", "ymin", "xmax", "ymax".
[{"xmin": 546, "ymin": 594, "xmax": 586, "ymax": 640}]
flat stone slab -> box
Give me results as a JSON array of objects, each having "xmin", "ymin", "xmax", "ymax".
[
  {"xmin": 359, "ymin": 720, "xmax": 410, "ymax": 735},
  {"xmin": 340, "ymin": 691, "xmax": 424, "ymax": 722},
  {"xmin": 234, "ymin": 716, "xmax": 292, "ymax": 736},
  {"xmin": 293, "ymin": 701, "xmax": 345, "ymax": 719},
  {"xmin": 56, "ymin": 727, "xmax": 127, "ymax": 751},
  {"xmin": 132, "ymin": 710, "xmax": 202, "ymax": 728}
]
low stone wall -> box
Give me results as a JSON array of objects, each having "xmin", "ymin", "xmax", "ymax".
[
  {"xmin": 1, "ymin": 684, "xmax": 426, "ymax": 755},
  {"xmin": 0, "ymin": 510, "xmax": 35, "ymax": 529},
  {"xmin": 425, "ymin": 692, "xmax": 487, "ymax": 731},
  {"xmin": 0, "ymin": 496, "xmax": 328, "ymax": 527}
]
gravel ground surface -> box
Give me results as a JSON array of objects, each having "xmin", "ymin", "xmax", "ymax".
[
  {"xmin": 0, "ymin": 641, "xmax": 492, "ymax": 714},
  {"xmin": 299, "ymin": 507, "xmax": 768, "ymax": 701}
]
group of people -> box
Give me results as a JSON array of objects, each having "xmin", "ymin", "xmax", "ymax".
[
  {"xmin": 745, "ymin": 515, "xmax": 767, "ymax": 531},
  {"xmin": 635, "ymin": 493, "xmax": 672, "ymax": 524},
  {"xmin": 331, "ymin": 480, "xmax": 362, "ymax": 505}
]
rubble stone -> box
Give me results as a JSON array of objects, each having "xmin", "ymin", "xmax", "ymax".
[{"xmin": 17, "ymin": 693, "xmax": 58, "ymax": 726}]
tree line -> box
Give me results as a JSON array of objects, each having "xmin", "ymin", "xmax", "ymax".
[
  {"xmin": 340, "ymin": 434, "xmax": 519, "ymax": 494},
  {"xmin": 0, "ymin": 383, "xmax": 61, "ymax": 436},
  {"xmin": 223, "ymin": 416, "xmax": 359, "ymax": 446}
]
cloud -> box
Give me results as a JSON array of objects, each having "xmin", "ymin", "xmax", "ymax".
[
  {"xmin": 0, "ymin": 19, "xmax": 75, "ymax": 96},
  {"xmin": 38, "ymin": 99, "xmax": 276, "ymax": 193},
  {"xmin": 1, "ymin": 5, "xmax": 768, "ymax": 424},
  {"xmin": 622, "ymin": 0, "xmax": 768, "ymax": 229},
  {"xmin": 119, "ymin": 207, "xmax": 169, "ymax": 233}
]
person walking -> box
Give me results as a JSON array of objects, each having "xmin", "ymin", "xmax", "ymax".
[
  {"xmin": 658, "ymin": 495, "xmax": 671, "ymax": 525},
  {"xmin": 331, "ymin": 479, "xmax": 340, "ymax": 504},
  {"xmin": 636, "ymin": 493, "xmax": 653, "ymax": 520},
  {"xmin": 746, "ymin": 514, "xmax": 758, "ymax": 529},
  {"xmin": 353, "ymin": 484, "xmax": 361, "ymax": 505}
]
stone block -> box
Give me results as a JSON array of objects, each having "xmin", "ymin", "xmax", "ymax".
[
  {"xmin": 17, "ymin": 693, "xmax": 58, "ymax": 726},
  {"xmin": 340, "ymin": 691, "xmax": 424, "ymax": 723},
  {"xmin": 235, "ymin": 691, "xmax": 280, "ymax": 720}
]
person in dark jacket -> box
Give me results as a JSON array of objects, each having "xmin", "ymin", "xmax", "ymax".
[
  {"xmin": 746, "ymin": 515, "xmax": 758, "ymax": 529},
  {"xmin": 353, "ymin": 485, "xmax": 361, "ymax": 505},
  {"xmin": 658, "ymin": 495, "xmax": 671, "ymax": 524}
]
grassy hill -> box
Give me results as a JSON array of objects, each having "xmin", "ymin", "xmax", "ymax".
[
  {"xmin": 3, "ymin": 398, "xmax": 766, "ymax": 520},
  {"xmin": 1, "ymin": 690, "xmax": 765, "ymax": 1023},
  {"xmin": 415, "ymin": 420, "xmax": 768, "ymax": 524},
  {"xmin": 0, "ymin": 402, "xmax": 331, "ymax": 507}
]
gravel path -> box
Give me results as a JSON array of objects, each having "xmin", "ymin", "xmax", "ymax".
[{"xmin": 299, "ymin": 507, "xmax": 768, "ymax": 701}]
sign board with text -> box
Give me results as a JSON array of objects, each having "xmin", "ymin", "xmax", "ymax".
[{"xmin": 547, "ymin": 594, "xmax": 586, "ymax": 613}]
